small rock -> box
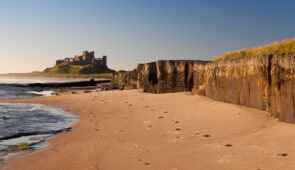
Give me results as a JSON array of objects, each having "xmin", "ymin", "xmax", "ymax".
[
  {"xmin": 158, "ymin": 116, "xmax": 163, "ymax": 119},
  {"xmin": 2, "ymin": 116, "xmax": 9, "ymax": 120},
  {"xmin": 203, "ymin": 134, "xmax": 211, "ymax": 138},
  {"xmin": 84, "ymin": 90, "xmax": 92, "ymax": 93},
  {"xmin": 175, "ymin": 121, "xmax": 180, "ymax": 123},
  {"xmin": 175, "ymin": 128, "xmax": 181, "ymax": 131},
  {"xmin": 143, "ymin": 162, "xmax": 150, "ymax": 165}
]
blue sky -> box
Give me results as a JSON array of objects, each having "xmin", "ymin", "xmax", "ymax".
[{"xmin": 0, "ymin": 0, "xmax": 295, "ymax": 73}]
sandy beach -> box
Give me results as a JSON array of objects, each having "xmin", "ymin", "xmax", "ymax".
[{"xmin": 1, "ymin": 89, "xmax": 295, "ymax": 170}]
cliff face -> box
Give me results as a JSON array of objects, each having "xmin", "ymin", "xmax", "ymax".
[
  {"xmin": 193, "ymin": 55, "xmax": 271, "ymax": 111},
  {"xmin": 112, "ymin": 53, "xmax": 295, "ymax": 123},
  {"xmin": 270, "ymin": 54, "xmax": 295, "ymax": 123},
  {"xmin": 136, "ymin": 60, "xmax": 210, "ymax": 93}
]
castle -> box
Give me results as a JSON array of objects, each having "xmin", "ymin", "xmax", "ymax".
[{"xmin": 56, "ymin": 51, "xmax": 107, "ymax": 66}]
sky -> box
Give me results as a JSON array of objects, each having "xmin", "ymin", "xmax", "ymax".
[{"xmin": 0, "ymin": 0, "xmax": 295, "ymax": 73}]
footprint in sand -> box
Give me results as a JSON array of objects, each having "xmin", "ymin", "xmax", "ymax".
[
  {"xmin": 145, "ymin": 105, "xmax": 149, "ymax": 108},
  {"xmin": 129, "ymin": 104, "xmax": 132, "ymax": 106},
  {"xmin": 150, "ymin": 109, "xmax": 155, "ymax": 111},
  {"xmin": 163, "ymin": 111, "xmax": 168, "ymax": 113},
  {"xmin": 277, "ymin": 153, "xmax": 288, "ymax": 157},
  {"xmin": 158, "ymin": 116, "xmax": 164, "ymax": 119},
  {"xmin": 203, "ymin": 134, "xmax": 211, "ymax": 138},
  {"xmin": 145, "ymin": 125, "xmax": 153, "ymax": 130},
  {"xmin": 143, "ymin": 162, "xmax": 150, "ymax": 165},
  {"xmin": 95, "ymin": 128, "xmax": 100, "ymax": 132},
  {"xmin": 118, "ymin": 139, "xmax": 125, "ymax": 143},
  {"xmin": 224, "ymin": 144, "xmax": 233, "ymax": 147},
  {"xmin": 174, "ymin": 121, "xmax": 180, "ymax": 124},
  {"xmin": 105, "ymin": 101, "xmax": 108, "ymax": 104}
]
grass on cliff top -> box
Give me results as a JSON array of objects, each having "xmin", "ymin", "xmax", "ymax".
[
  {"xmin": 213, "ymin": 37, "xmax": 295, "ymax": 61},
  {"xmin": 44, "ymin": 64, "xmax": 115, "ymax": 74}
]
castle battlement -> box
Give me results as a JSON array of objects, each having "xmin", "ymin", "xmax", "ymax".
[{"xmin": 56, "ymin": 51, "xmax": 107, "ymax": 66}]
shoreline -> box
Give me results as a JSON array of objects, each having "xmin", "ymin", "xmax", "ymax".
[{"xmin": 1, "ymin": 89, "xmax": 295, "ymax": 170}]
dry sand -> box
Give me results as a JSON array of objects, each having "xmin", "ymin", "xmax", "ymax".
[{"xmin": 1, "ymin": 89, "xmax": 295, "ymax": 170}]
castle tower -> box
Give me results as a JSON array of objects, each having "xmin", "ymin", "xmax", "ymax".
[
  {"xmin": 82, "ymin": 51, "xmax": 95, "ymax": 64},
  {"xmin": 102, "ymin": 55, "xmax": 107, "ymax": 66}
]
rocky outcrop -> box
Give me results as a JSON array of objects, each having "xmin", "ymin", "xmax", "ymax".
[
  {"xmin": 193, "ymin": 53, "xmax": 295, "ymax": 123},
  {"xmin": 135, "ymin": 60, "xmax": 210, "ymax": 93},
  {"xmin": 270, "ymin": 53, "xmax": 295, "ymax": 123},
  {"xmin": 112, "ymin": 53, "xmax": 295, "ymax": 123},
  {"xmin": 193, "ymin": 55, "xmax": 271, "ymax": 111}
]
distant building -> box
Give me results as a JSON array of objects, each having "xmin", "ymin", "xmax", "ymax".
[{"xmin": 56, "ymin": 51, "xmax": 107, "ymax": 66}]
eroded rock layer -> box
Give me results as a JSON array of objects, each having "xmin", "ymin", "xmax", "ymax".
[{"xmin": 112, "ymin": 53, "xmax": 295, "ymax": 123}]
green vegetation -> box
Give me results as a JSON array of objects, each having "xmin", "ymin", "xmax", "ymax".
[
  {"xmin": 0, "ymin": 64, "xmax": 116, "ymax": 79},
  {"xmin": 120, "ymin": 81, "xmax": 126, "ymax": 90},
  {"xmin": 0, "ymin": 143, "xmax": 30, "ymax": 156},
  {"xmin": 117, "ymin": 70, "xmax": 127, "ymax": 73},
  {"xmin": 213, "ymin": 37, "xmax": 295, "ymax": 61},
  {"xmin": 44, "ymin": 64, "xmax": 115, "ymax": 74}
]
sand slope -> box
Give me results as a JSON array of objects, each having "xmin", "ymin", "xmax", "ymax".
[{"xmin": 2, "ymin": 90, "xmax": 295, "ymax": 170}]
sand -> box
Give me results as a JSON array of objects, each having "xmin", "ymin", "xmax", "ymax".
[{"xmin": 1, "ymin": 89, "xmax": 295, "ymax": 170}]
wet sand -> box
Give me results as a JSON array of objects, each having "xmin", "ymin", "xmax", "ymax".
[{"xmin": 2, "ymin": 89, "xmax": 295, "ymax": 170}]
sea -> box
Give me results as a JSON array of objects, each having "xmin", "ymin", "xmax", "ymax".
[{"xmin": 0, "ymin": 77, "xmax": 80, "ymax": 159}]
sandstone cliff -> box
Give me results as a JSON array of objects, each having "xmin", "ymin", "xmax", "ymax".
[{"xmin": 112, "ymin": 53, "xmax": 295, "ymax": 123}]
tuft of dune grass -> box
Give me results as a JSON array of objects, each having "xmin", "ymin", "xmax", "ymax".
[{"xmin": 213, "ymin": 37, "xmax": 295, "ymax": 61}]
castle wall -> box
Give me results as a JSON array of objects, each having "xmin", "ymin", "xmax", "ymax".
[{"xmin": 56, "ymin": 51, "xmax": 107, "ymax": 66}]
